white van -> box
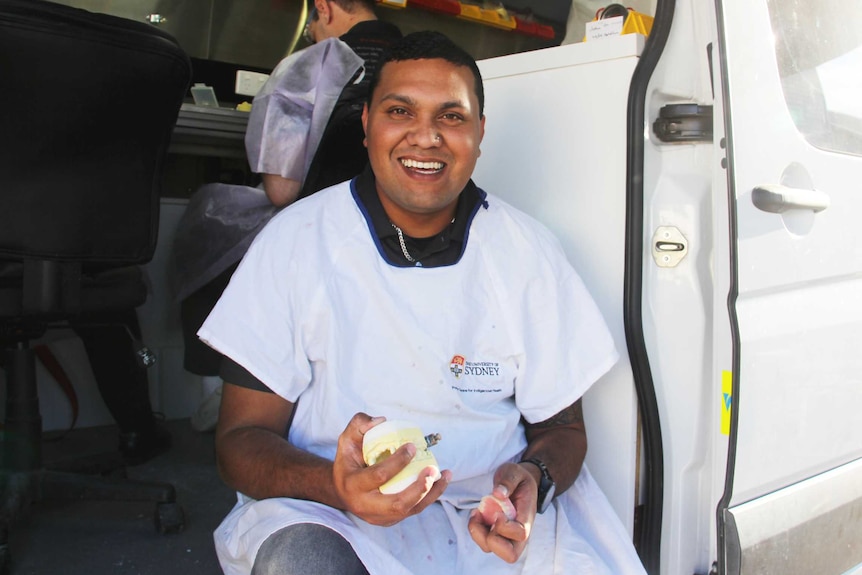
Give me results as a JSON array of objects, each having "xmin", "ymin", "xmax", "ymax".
[
  {"xmin": 12, "ymin": 1, "xmax": 861, "ymax": 574},
  {"xmin": 473, "ymin": 1, "xmax": 862, "ymax": 574}
]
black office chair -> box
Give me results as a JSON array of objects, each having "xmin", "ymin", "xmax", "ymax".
[{"xmin": 0, "ymin": 0, "xmax": 192, "ymax": 570}]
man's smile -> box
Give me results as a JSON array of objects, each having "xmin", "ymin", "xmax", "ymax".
[{"xmin": 400, "ymin": 158, "xmax": 446, "ymax": 174}]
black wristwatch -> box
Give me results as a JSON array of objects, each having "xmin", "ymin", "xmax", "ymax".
[{"xmin": 521, "ymin": 457, "xmax": 556, "ymax": 514}]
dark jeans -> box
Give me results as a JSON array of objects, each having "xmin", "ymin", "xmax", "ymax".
[{"xmin": 252, "ymin": 523, "xmax": 369, "ymax": 575}]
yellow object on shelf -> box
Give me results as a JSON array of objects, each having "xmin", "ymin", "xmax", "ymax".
[
  {"xmin": 378, "ymin": 0, "xmax": 407, "ymax": 8},
  {"xmin": 584, "ymin": 8, "xmax": 654, "ymax": 41},
  {"xmin": 458, "ymin": 4, "xmax": 516, "ymax": 30},
  {"xmin": 622, "ymin": 10, "xmax": 653, "ymax": 36},
  {"xmin": 459, "ymin": 5, "xmax": 482, "ymax": 21},
  {"xmin": 235, "ymin": 101, "xmax": 252, "ymax": 112}
]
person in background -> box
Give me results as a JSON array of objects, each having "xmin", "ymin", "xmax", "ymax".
[
  {"xmin": 173, "ymin": 0, "xmax": 401, "ymax": 432},
  {"xmin": 199, "ymin": 31, "xmax": 646, "ymax": 575}
]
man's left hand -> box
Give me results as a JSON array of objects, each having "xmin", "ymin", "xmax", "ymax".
[{"xmin": 467, "ymin": 461, "xmax": 537, "ymax": 563}]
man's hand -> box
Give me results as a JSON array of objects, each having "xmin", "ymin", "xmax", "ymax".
[
  {"xmin": 332, "ymin": 413, "xmax": 451, "ymax": 526},
  {"xmin": 467, "ymin": 461, "xmax": 537, "ymax": 563}
]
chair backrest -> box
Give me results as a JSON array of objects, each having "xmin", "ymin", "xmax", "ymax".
[{"xmin": 0, "ymin": 0, "xmax": 192, "ymax": 266}]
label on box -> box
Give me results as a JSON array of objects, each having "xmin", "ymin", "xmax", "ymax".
[{"xmin": 586, "ymin": 16, "xmax": 624, "ymax": 41}]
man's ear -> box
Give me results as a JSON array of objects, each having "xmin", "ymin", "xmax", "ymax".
[
  {"xmin": 478, "ymin": 115, "xmax": 486, "ymax": 157},
  {"xmin": 315, "ymin": 0, "xmax": 332, "ymax": 23},
  {"xmin": 361, "ymin": 103, "xmax": 369, "ymax": 147}
]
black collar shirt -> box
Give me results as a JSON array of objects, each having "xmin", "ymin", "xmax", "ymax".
[{"xmin": 351, "ymin": 165, "xmax": 488, "ymax": 268}]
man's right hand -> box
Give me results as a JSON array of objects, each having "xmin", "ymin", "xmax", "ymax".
[{"xmin": 332, "ymin": 413, "xmax": 451, "ymax": 526}]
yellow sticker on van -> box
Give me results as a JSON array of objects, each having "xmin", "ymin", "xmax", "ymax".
[{"xmin": 721, "ymin": 370, "xmax": 732, "ymax": 436}]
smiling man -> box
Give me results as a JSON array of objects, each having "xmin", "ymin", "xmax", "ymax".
[
  {"xmin": 199, "ymin": 31, "xmax": 646, "ymax": 575},
  {"xmin": 362, "ymin": 52, "xmax": 484, "ymax": 240}
]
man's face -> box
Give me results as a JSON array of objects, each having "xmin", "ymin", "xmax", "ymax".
[{"xmin": 362, "ymin": 58, "xmax": 485, "ymax": 233}]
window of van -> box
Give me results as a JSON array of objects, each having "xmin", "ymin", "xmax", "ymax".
[{"xmin": 768, "ymin": 0, "xmax": 862, "ymax": 156}]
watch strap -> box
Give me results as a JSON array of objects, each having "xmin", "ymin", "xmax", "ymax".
[{"xmin": 520, "ymin": 457, "xmax": 555, "ymax": 513}]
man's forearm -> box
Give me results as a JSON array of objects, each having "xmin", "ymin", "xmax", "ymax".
[
  {"xmin": 217, "ymin": 426, "xmax": 346, "ymax": 509},
  {"xmin": 520, "ymin": 399, "xmax": 588, "ymax": 498}
]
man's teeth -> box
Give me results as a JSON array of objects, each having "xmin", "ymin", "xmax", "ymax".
[{"xmin": 401, "ymin": 159, "xmax": 444, "ymax": 171}]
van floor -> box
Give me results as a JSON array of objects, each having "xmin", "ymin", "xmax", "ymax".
[{"xmin": 6, "ymin": 418, "xmax": 235, "ymax": 575}]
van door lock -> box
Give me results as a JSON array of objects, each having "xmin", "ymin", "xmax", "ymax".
[
  {"xmin": 653, "ymin": 104, "xmax": 713, "ymax": 143},
  {"xmin": 652, "ymin": 226, "xmax": 688, "ymax": 267}
]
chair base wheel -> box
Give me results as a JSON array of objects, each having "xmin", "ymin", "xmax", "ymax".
[{"xmin": 155, "ymin": 501, "xmax": 185, "ymax": 534}]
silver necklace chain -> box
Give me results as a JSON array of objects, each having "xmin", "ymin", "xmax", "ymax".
[
  {"xmin": 390, "ymin": 217, "xmax": 456, "ymax": 264},
  {"xmin": 391, "ymin": 223, "xmax": 416, "ymax": 263}
]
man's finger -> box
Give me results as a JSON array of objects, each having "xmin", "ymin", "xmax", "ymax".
[
  {"xmin": 404, "ymin": 468, "xmax": 451, "ymax": 515},
  {"xmin": 349, "ymin": 412, "xmax": 386, "ymax": 442},
  {"xmin": 363, "ymin": 442, "xmax": 417, "ymax": 491},
  {"xmin": 487, "ymin": 533, "xmax": 521, "ymax": 564},
  {"xmin": 468, "ymin": 510, "xmax": 493, "ymax": 553}
]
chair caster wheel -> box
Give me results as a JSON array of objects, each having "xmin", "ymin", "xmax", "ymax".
[{"xmin": 155, "ymin": 502, "xmax": 185, "ymax": 534}]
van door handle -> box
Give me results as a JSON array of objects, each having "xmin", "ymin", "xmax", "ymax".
[{"xmin": 752, "ymin": 184, "xmax": 830, "ymax": 213}]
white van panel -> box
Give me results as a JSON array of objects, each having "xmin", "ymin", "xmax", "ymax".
[
  {"xmin": 640, "ymin": 1, "xmax": 727, "ymax": 571},
  {"xmin": 475, "ymin": 34, "xmax": 644, "ymax": 533},
  {"xmin": 725, "ymin": 457, "xmax": 862, "ymax": 575},
  {"xmin": 733, "ymin": 282, "xmax": 862, "ymax": 503},
  {"xmin": 720, "ymin": 0, "xmax": 862, "ymax": 508}
]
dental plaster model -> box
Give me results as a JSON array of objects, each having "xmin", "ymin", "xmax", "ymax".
[
  {"xmin": 477, "ymin": 494, "xmax": 517, "ymax": 526},
  {"xmin": 362, "ymin": 419, "xmax": 442, "ymax": 494}
]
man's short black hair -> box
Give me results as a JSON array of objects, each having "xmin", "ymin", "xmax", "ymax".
[
  {"xmin": 328, "ymin": 0, "xmax": 377, "ymax": 13},
  {"xmin": 367, "ymin": 30, "xmax": 485, "ymax": 117}
]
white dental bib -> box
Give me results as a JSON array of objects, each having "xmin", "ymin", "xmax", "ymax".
[{"xmin": 199, "ymin": 180, "xmax": 644, "ymax": 575}]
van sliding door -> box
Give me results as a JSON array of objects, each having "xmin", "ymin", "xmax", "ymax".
[{"xmin": 717, "ymin": 0, "xmax": 862, "ymax": 573}]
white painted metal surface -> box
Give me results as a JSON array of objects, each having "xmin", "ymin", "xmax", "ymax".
[
  {"xmin": 475, "ymin": 33, "xmax": 644, "ymax": 534},
  {"xmin": 721, "ymin": 0, "xmax": 862, "ymax": 505},
  {"xmin": 640, "ymin": 1, "xmax": 729, "ymax": 572},
  {"xmin": 717, "ymin": 0, "xmax": 862, "ymax": 572}
]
